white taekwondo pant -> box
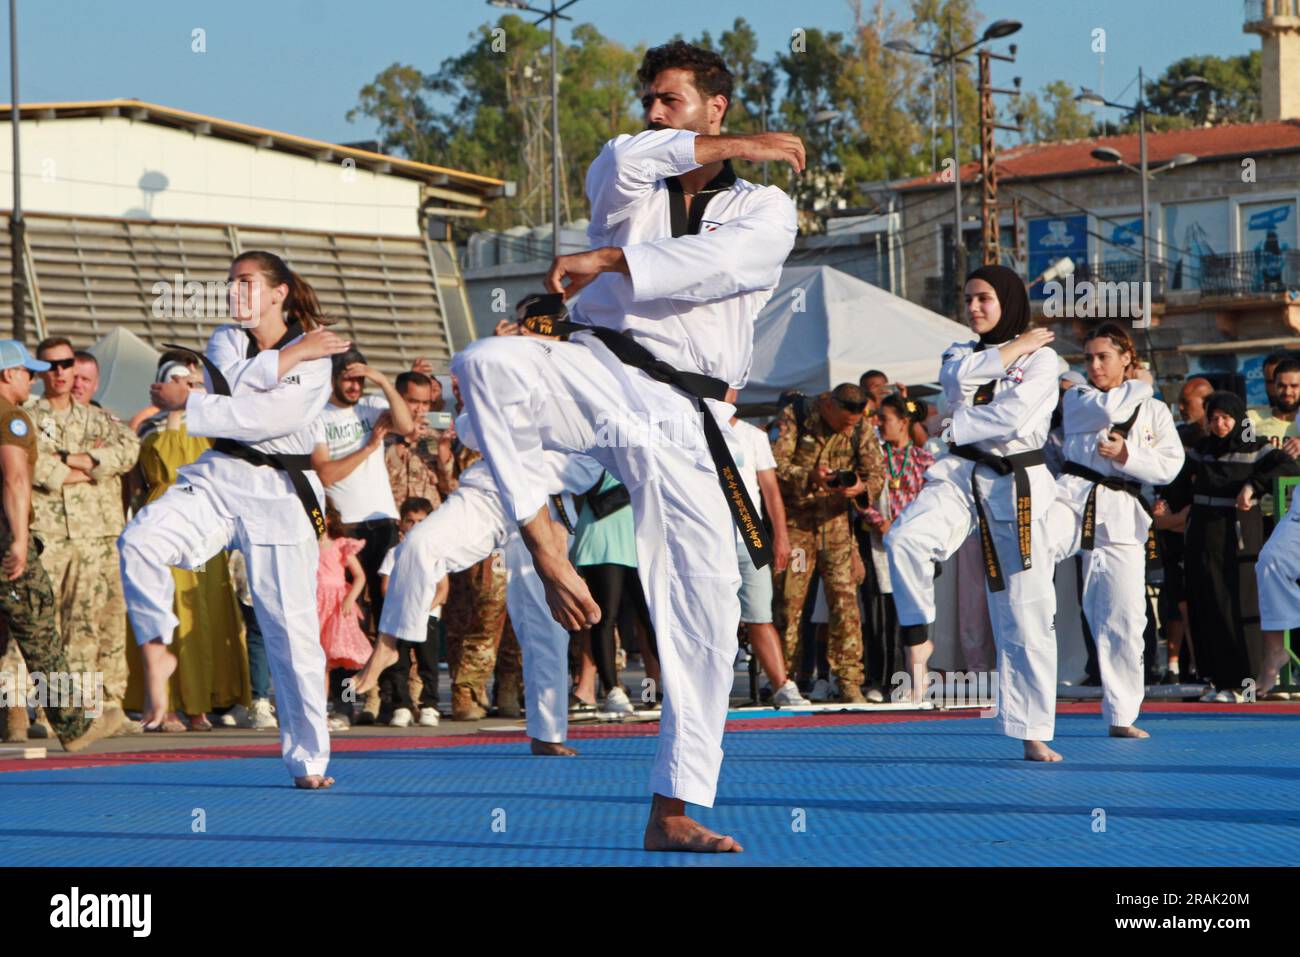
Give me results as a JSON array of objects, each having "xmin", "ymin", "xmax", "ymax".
[
  {"xmin": 1046, "ymin": 495, "xmax": 1148, "ymax": 728},
  {"xmin": 1258, "ymin": 510, "xmax": 1300, "ymax": 633},
  {"xmin": 885, "ymin": 477, "xmax": 1064, "ymax": 741},
  {"xmin": 378, "ymin": 474, "xmax": 573, "ymax": 743},
  {"xmin": 118, "ymin": 481, "xmax": 328, "ymax": 779},
  {"xmin": 453, "ymin": 334, "xmax": 740, "ymax": 808}
]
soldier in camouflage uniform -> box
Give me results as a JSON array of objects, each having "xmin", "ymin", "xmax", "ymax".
[
  {"xmin": 28, "ymin": 338, "xmax": 140, "ymax": 719},
  {"xmin": 0, "ymin": 339, "xmax": 122, "ymax": 750},
  {"xmin": 442, "ymin": 416, "xmax": 524, "ymax": 720},
  {"xmin": 772, "ymin": 383, "xmax": 885, "ymax": 702}
]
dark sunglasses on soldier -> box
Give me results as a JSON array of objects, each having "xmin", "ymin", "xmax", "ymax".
[
  {"xmin": 44, "ymin": 357, "xmax": 76, "ymax": 371},
  {"xmin": 833, "ymin": 397, "xmax": 867, "ymax": 414}
]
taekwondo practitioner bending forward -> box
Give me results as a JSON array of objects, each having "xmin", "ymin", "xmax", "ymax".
[
  {"xmin": 352, "ymin": 436, "xmax": 604, "ymax": 755},
  {"xmin": 1054, "ymin": 323, "xmax": 1184, "ymax": 737},
  {"xmin": 1256, "ymin": 484, "xmax": 1300, "ymax": 696},
  {"xmin": 119, "ymin": 252, "xmax": 349, "ymax": 789},
  {"xmin": 885, "ymin": 264, "xmax": 1068, "ymax": 762},
  {"xmin": 451, "ymin": 41, "xmax": 801, "ymax": 852}
]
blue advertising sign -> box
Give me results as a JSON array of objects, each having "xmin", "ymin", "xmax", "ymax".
[{"xmin": 1028, "ymin": 214, "xmax": 1087, "ymax": 298}]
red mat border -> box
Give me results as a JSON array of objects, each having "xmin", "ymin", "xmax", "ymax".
[{"xmin": 1, "ymin": 701, "xmax": 1292, "ymax": 775}]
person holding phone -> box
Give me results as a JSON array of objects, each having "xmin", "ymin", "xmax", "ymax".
[{"xmin": 385, "ymin": 370, "xmax": 456, "ymax": 510}]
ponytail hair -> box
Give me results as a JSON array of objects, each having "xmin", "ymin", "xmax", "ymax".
[{"xmin": 231, "ymin": 250, "xmax": 327, "ymax": 330}]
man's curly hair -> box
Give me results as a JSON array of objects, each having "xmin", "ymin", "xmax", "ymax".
[{"xmin": 637, "ymin": 40, "xmax": 733, "ymax": 118}]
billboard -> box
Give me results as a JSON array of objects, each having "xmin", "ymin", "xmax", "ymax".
[
  {"xmin": 1163, "ymin": 199, "xmax": 1229, "ymax": 291},
  {"xmin": 1027, "ymin": 214, "xmax": 1087, "ymax": 298}
]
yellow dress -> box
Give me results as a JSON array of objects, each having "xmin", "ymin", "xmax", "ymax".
[{"xmin": 124, "ymin": 423, "xmax": 250, "ymax": 714}]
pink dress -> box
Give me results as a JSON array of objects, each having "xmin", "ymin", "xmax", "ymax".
[{"xmin": 317, "ymin": 537, "xmax": 371, "ymax": 669}]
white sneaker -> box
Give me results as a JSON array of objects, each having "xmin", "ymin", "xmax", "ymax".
[
  {"xmin": 864, "ymin": 687, "xmax": 885, "ymax": 703},
  {"xmin": 418, "ymin": 707, "xmax": 440, "ymax": 727},
  {"xmin": 249, "ymin": 698, "xmax": 278, "ymax": 730},
  {"xmin": 220, "ymin": 705, "xmax": 247, "ymax": 727},
  {"xmin": 327, "ymin": 715, "xmax": 350, "ymax": 732},
  {"xmin": 1212, "ymin": 690, "xmax": 1241, "ymax": 703},
  {"xmin": 389, "ymin": 708, "xmax": 414, "ymax": 728},
  {"xmin": 809, "ymin": 678, "xmax": 832, "ymax": 702},
  {"xmin": 602, "ymin": 687, "xmax": 634, "ymax": 714},
  {"xmin": 772, "ymin": 680, "xmax": 811, "ymax": 707},
  {"xmin": 1198, "ymin": 690, "xmax": 1220, "ymax": 702}
]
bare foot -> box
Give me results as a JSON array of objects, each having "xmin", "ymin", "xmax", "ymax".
[
  {"xmin": 351, "ymin": 633, "xmax": 400, "ymax": 696},
  {"xmin": 294, "ymin": 775, "xmax": 335, "ymax": 789},
  {"xmin": 1023, "ymin": 740, "xmax": 1063, "ymax": 762},
  {"xmin": 140, "ymin": 639, "xmax": 178, "ymax": 727},
  {"xmin": 1257, "ymin": 645, "xmax": 1291, "ymax": 696},
  {"xmin": 1109, "ymin": 725, "xmax": 1150, "ymax": 738},
  {"xmin": 530, "ymin": 738, "xmax": 577, "ymax": 756},
  {"xmin": 643, "ymin": 794, "xmax": 743, "ymax": 853},
  {"xmin": 522, "ymin": 511, "xmax": 601, "ymax": 631}
]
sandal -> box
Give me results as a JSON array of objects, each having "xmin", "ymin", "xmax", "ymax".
[{"xmin": 188, "ymin": 714, "xmax": 213, "ymax": 732}]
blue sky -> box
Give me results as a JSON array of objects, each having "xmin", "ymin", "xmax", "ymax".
[{"xmin": 1, "ymin": 0, "xmax": 1257, "ymax": 149}]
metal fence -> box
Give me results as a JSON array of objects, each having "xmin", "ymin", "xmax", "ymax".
[{"xmin": 1199, "ymin": 250, "xmax": 1300, "ymax": 297}]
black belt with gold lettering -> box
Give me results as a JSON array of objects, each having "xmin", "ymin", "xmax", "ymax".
[
  {"xmin": 521, "ymin": 315, "xmax": 773, "ymax": 568},
  {"xmin": 948, "ymin": 444, "xmax": 1044, "ymax": 592},
  {"xmin": 164, "ymin": 338, "xmax": 327, "ymax": 539},
  {"xmin": 1061, "ymin": 460, "xmax": 1160, "ymax": 570}
]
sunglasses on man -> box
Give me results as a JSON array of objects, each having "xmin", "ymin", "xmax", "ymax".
[
  {"xmin": 833, "ymin": 397, "xmax": 867, "ymax": 414},
  {"xmin": 43, "ymin": 357, "xmax": 76, "ymax": 371}
]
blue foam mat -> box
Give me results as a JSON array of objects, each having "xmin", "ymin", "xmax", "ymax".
[{"xmin": 3, "ymin": 712, "xmax": 1297, "ymax": 866}]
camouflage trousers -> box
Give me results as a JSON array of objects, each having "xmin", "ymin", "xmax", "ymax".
[
  {"xmin": 773, "ymin": 516, "xmax": 865, "ymax": 689},
  {"xmin": 0, "ymin": 534, "xmax": 92, "ymax": 743},
  {"xmin": 445, "ymin": 553, "xmax": 522, "ymax": 706},
  {"xmin": 38, "ymin": 536, "xmax": 128, "ymax": 709}
]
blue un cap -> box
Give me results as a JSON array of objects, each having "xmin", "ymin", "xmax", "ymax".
[{"xmin": 0, "ymin": 340, "xmax": 50, "ymax": 373}]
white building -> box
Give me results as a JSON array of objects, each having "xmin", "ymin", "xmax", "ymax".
[{"xmin": 0, "ymin": 99, "xmax": 508, "ymax": 371}]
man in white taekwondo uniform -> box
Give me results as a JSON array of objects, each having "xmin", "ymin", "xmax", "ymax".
[
  {"xmin": 354, "ymin": 438, "xmax": 604, "ymax": 752},
  {"xmin": 1054, "ymin": 325, "xmax": 1184, "ymax": 737},
  {"xmin": 451, "ymin": 41, "xmax": 801, "ymax": 852},
  {"xmin": 1256, "ymin": 483, "xmax": 1300, "ymax": 697},
  {"xmin": 118, "ymin": 253, "xmax": 344, "ymax": 788},
  {"xmin": 886, "ymin": 265, "xmax": 1065, "ymax": 762}
]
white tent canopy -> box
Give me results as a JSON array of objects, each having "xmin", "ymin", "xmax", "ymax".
[
  {"xmin": 740, "ymin": 265, "xmax": 971, "ymax": 404},
  {"xmin": 87, "ymin": 328, "xmax": 161, "ymax": 420}
]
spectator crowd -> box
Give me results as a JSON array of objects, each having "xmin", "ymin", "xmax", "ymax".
[{"xmin": 2, "ymin": 328, "xmax": 1298, "ymax": 745}]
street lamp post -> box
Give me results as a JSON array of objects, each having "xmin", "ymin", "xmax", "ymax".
[
  {"xmin": 488, "ymin": 0, "xmax": 579, "ymax": 260},
  {"xmin": 886, "ymin": 18, "xmax": 1021, "ymax": 317},
  {"xmin": 1077, "ymin": 72, "xmax": 1208, "ymax": 366},
  {"xmin": 9, "ymin": 0, "xmax": 25, "ymax": 341}
]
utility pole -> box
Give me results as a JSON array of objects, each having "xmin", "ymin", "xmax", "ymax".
[{"xmin": 977, "ymin": 45, "xmax": 1022, "ymax": 266}]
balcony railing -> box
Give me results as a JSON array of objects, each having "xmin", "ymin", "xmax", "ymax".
[
  {"xmin": 1072, "ymin": 259, "xmax": 1168, "ymax": 300},
  {"xmin": 1245, "ymin": 0, "xmax": 1300, "ymax": 23},
  {"xmin": 1199, "ymin": 250, "xmax": 1300, "ymax": 297}
]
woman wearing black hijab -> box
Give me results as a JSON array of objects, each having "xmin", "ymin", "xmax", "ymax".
[
  {"xmin": 885, "ymin": 265, "xmax": 1068, "ymax": 761},
  {"xmin": 1163, "ymin": 391, "xmax": 1299, "ymax": 701}
]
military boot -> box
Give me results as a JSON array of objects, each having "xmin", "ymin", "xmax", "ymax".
[
  {"xmin": 3, "ymin": 706, "xmax": 28, "ymax": 743},
  {"xmin": 834, "ymin": 682, "xmax": 867, "ymax": 704},
  {"xmin": 451, "ymin": 685, "xmax": 487, "ymax": 721},
  {"xmin": 494, "ymin": 673, "xmax": 523, "ymax": 719}
]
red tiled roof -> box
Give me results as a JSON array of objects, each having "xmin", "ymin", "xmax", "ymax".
[{"xmin": 896, "ymin": 119, "xmax": 1300, "ymax": 190}]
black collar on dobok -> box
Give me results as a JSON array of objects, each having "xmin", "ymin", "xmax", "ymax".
[
  {"xmin": 163, "ymin": 327, "xmax": 325, "ymax": 539},
  {"xmin": 666, "ymin": 160, "xmax": 737, "ymax": 238},
  {"xmin": 514, "ymin": 309, "xmax": 773, "ymax": 568},
  {"xmin": 948, "ymin": 445, "xmax": 1045, "ymax": 592}
]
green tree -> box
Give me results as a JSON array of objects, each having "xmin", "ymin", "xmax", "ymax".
[{"xmin": 1014, "ymin": 79, "xmax": 1094, "ymax": 144}]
